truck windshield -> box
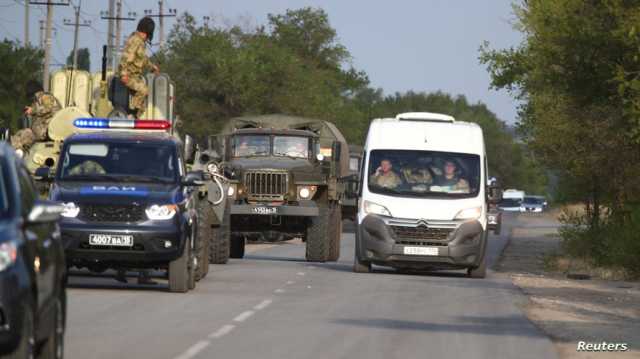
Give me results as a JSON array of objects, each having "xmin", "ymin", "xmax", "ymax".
[
  {"xmin": 367, "ymin": 149, "xmax": 481, "ymax": 198},
  {"xmin": 232, "ymin": 135, "xmax": 270, "ymax": 157},
  {"xmin": 59, "ymin": 142, "xmax": 178, "ymax": 183},
  {"xmin": 273, "ymin": 136, "xmax": 309, "ymax": 159}
]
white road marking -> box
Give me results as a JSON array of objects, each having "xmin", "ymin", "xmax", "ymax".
[
  {"xmin": 297, "ymin": 272, "xmax": 306, "ymax": 276},
  {"xmin": 233, "ymin": 310, "xmax": 255, "ymax": 322},
  {"xmin": 209, "ymin": 324, "xmax": 236, "ymax": 339},
  {"xmin": 286, "ymin": 280, "xmax": 295, "ymax": 285},
  {"xmin": 275, "ymin": 288, "xmax": 285, "ymax": 293},
  {"xmin": 174, "ymin": 340, "xmax": 210, "ymax": 359},
  {"xmin": 307, "ymin": 285, "xmax": 312, "ymax": 289},
  {"xmin": 253, "ymin": 299, "xmax": 273, "ymax": 311}
]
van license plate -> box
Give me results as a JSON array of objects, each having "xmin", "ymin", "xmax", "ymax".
[
  {"xmin": 252, "ymin": 206, "xmax": 277, "ymax": 215},
  {"xmin": 403, "ymin": 246, "xmax": 438, "ymax": 256},
  {"xmin": 89, "ymin": 234, "xmax": 134, "ymax": 247}
]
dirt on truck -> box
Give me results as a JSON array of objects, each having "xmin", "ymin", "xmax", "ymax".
[{"xmin": 215, "ymin": 114, "xmax": 351, "ymax": 262}]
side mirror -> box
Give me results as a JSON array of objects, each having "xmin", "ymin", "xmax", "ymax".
[
  {"xmin": 27, "ymin": 200, "xmax": 64, "ymax": 223},
  {"xmin": 0, "ymin": 127, "xmax": 9, "ymax": 141},
  {"xmin": 184, "ymin": 134, "xmax": 195, "ymax": 164},
  {"xmin": 182, "ymin": 171, "xmax": 205, "ymax": 187},
  {"xmin": 34, "ymin": 166, "xmax": 53, "ymax": 182},
  {"xmin": 488, "ymin": 184, "xmax": 503, "ymax": 204}
]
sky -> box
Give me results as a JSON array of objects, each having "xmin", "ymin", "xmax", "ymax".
[{"xmin": 0, "ymin": 0, "xmax": 523, "ymax": 124}]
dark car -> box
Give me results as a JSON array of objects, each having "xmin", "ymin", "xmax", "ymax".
[
  {"xmin": 43, "ymin": 132, "xmax": 205, "ymax": 293},
  {"xmin": 0, "ymin": 142, "xmax": 66, "ymax": 358}
]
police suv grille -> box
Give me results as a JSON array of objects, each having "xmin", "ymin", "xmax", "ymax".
[
  {"xmin": 391, "ymin": 225, "xmax": 453, "ymax": 242},
  {"xmin": 245, "ymin": 171, "xmax": 288, "ymax": 200},
  {"xmin": 79, "ymin": 204, "xmax": 145, "ymax": 222}
]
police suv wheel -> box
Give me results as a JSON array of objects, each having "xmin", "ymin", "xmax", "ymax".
[{"xmin": 168, "ymin": 241, "xmax": 190, "ymax": 293}]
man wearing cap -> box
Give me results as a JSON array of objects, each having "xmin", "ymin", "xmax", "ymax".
[
  {"xmin": 118, "ymin": 16, "xmax": 159, "ymax": 118},
  {"xmin": 11, "ymin": 80, "xmax": 62, "ymax": 153}
]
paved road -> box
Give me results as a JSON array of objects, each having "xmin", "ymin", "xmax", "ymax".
[{"xmin": 65, "ymin": 213, "xmax": 557, "ymax": 359}]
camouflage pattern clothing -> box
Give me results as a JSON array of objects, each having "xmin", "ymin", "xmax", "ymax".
[
  {"xmin": 68, "ymin": 160, "xmax": 106, "ymax": 176},
  {"xmin": 11, "ymin": 91, "xmax": 61, "ymax": 151},
  {"xmin": 118, "ymin": 32, "xmax": 153, "ymax": 118},
  {"xmin": 370, "ymin": 170, "xmax": 402, "ymax": 189}
]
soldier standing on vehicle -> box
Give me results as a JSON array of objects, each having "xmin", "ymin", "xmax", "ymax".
[
  {"xmin": 11, "ymin": 80, "xmax": 61, "ymax": 153},
  {"xmin": 118, "ymin": 17, "xmax": 159, "ymax": 118}
]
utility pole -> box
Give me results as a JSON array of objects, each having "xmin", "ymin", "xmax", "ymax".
[
  {"xmin": 24, "ymin": 1, "xmax": 29, "ymax": 46},
  {"xmin": 30, "ymin": 0, "xmax": 70, "ymax": 91},
  {"xmin": 39, "ymin": 19, "xmax": 57, "ymax": 49},
  {"xmin": 144, "ymin": 1, "xmax": 176, "ymax": 48},
  {"xmin": 104, "ymin": 0, "xmax": 115, "ymax": 69},
  {"xmin": 64, "ymin": 0, "xmax": 91, "ymax": 70},
  {"xmin": 102, "ymin": 0, "xmax": 135, "ymax": 70},
  {"xmin": 203, "ymin": 16, "xmax": 210, "ymax": 29}
]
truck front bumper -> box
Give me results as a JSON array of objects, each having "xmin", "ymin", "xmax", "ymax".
[
  {"xmin": 231, "ymin": 201, "xmax": 319, "ymax": 217},
  {"xmin": 356, "ymin": 214, "xmax": 486, "ymax": 269}
]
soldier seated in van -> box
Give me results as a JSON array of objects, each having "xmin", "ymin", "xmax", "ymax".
[
  {"xmin": 370, "ymin": 159, "xmax": 402, "ymax": 189},
  {"xmin": 435, "ymin": 160, "xmax": 470, "ymax": 193},
  {"xmin": 402, "ymin": 167, "xmax": 434, "ymax": 185}
]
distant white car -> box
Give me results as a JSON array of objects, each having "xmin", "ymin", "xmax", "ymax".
[
  {"xmin": 520, "ymin": 196, "xmax": 545, "ymax": 213},
  {"xmin": 498, "ymin": 198, "xmax": 522, "ymax": 212}
]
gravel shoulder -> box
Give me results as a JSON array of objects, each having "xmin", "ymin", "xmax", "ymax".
[{"xmin": 496, "ymin": 213, "xmax": 640, "ymax": 358}]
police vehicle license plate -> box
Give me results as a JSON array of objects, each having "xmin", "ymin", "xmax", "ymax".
[
  {"xmin": 89, "ymin": 234, "xmax": 134, "ymax": 247},
  {"xmin": 252, "ymin": 206, "xmax": 277, "ymax": 215},
  {"xmin": 403, "ymin": 246, "xmax": 438, "ymax": 256}
]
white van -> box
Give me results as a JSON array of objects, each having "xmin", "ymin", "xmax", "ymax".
[{"xmin": 354, "ymin": 112, "xmax": 501, "ymax": 278}]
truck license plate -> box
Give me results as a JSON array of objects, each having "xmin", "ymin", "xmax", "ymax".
[
  {"xmin": 252, "ymin": 206, "xmax": 277, "ymax": 215},
  {"xmin": 403, "ymin": 246, "xmax": 438, "ymax": 256},
  {"xmin": 89, "ymin": 234, "xmax": 134, "ymax": 247}
]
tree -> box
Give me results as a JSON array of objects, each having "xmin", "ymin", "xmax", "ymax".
[
  {"xmin": 0, "ymin": 40, "xmax": 43, "ymax": 131},
  {"xmin": 66, "ymin": 48, "xmax": 91, "ymax": 71}
]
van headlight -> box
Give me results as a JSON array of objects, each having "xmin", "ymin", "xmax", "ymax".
[
  {"xmin": 455, "ymin": 207, "xmax": 482, "ymax": 220},
  {"xmin": 61, "ymin": 202, "xmax": 80, "ymax": 218},
  {"xmin": 297, "ymin": 185, "xmax": 317, "ymax": 200},
  {"xmin": 146, "ymin": 204, "xmax": 177, "ymax": 220},
  {"xmin": 363, "ymin": 200, "xmax": 392, "ymax": 217},
  {"xmin": 0, "ymin": 240, "xmax": 18, "ymax": 272}
]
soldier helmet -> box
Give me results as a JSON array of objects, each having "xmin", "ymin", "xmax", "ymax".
[
  {"xmin": 25, "ymin": 79, "xmax": 43, "ymax": 99},
  {"xmin": 137, "ymin": 17, "xmax": 155, "ymax": 42}
]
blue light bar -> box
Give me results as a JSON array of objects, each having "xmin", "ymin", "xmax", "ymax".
[
  {"xmin": 74, "ymin": 118, "xmax": 110, "ymax": 128},
  {"xmin": 73, "ymin": 118, "xmax": 171, "ymax": 130}
]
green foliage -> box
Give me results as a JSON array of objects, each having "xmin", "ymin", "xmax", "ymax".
[
  {"xmin": 66, "ymin": 48, "xmax": 91, "ymax": 71},
  {"xmin": 0, "ymin": 40, "xmax": 43, "ymax": 131}
]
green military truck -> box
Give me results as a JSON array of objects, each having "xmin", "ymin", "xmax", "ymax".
[{"xmin": 214, "ymin": 114, "xmax": 350, "ymax": 262}]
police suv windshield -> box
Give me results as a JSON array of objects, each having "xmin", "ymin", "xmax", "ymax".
[
  {"xmin": 59, "ymin": 142, "xmax": 178, "ymax": 183},
  {"xmin": 367, "ymin": 150, "xmax": 481, "ymax": 198},
  {"xmin": 232, "ymin": 135, "xmax": 310, "ymax": 159}
]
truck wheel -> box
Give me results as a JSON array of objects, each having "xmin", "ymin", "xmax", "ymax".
[
  {"xmin": 230, "ymin": 235, "xmax": 245, "ymax": 259},
  {"xmin": 169, "ymin": 240, "xmax": 190, "ymax": 293},
  {"xmin": 327, "ymin": 204, "xmax": 342, "ymax": 261},
  {"xmin": 210, "ymin": 201, "xmax": 231, "ymax": 264},
  {"xmin": 195, "ymin": 202, "xmax": 213, "ymax": 281},
  {"xmin": 305, "ymin": 204, "xmax": 330, "ymax": 262}
]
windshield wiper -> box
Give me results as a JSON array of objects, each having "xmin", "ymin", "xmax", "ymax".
[
  {"xmin": 61, "ymin": 174, "xmax": 122, "ymax": 182},
  {"xmin": 117, "ymin": 175, "xmax": 175, "ymax": 183}
]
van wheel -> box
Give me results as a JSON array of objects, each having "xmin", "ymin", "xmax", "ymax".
[
  {"xmin": 230, "ymin": 235, "xmax": 245, "ymax": 259},
  {"xmin": 305, "ymin": 204, "xmax": 330, "ymax": 262},
  {"xmin": 327, "ymin": 204, "xmax": 342, "ymax": 261},
  {"xmin": 7, "ymin": 309, "xmax": 35, "ymax": 359},
  {"xmin": 39, "ymin": 293, "xmax": 65, "ymax": 359},
  {"xmin": 169, "ymin": 241, "xmax": 190, "ymax": 293},
  {"xmin": 467, "ymin": 253, "xmax": 487, "ymax": 279}
]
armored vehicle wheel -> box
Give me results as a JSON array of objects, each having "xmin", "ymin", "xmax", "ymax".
[
  {"xmin": 327, "ymin": 203, "xmax": 342, "ymax": 261},
  {"xmin": 169, "ymin": 241, "xmax": 190, "ymax": 293},
  {"xmin": 196, "ymin": 201, "xmax": 213, "ymax": 280},
  {"xmin": 210, "ymin": 201, "xmax": 231, "ymax": 264},
  {"xmin": 305, "ymin": 204, "xmax": 330, "ymax": 262},
  {"xmin": 230, "ymin": 235, "xmax": 245, "ymax": 259}
]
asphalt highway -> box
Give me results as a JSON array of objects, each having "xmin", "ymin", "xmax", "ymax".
[{"xmin": 65, "ymin": 213, "xmax": 557, "ymax": 359}]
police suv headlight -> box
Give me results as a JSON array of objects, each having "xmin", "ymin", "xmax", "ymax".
[
  {"xmin": 455, "ymin": 207, "xmax": 482, "ymax": 220},
  {"xmin": 0, "ymin": 240, "xmax": 18, "ymax": 272},
  {"xmin": 61, "ymin": 202, "xmax": 80, "ymax": 218},
  {"xmin": 146, "ymin": 204, "xmax": 177, "ymax": 220},
  {"xmin": 297, "ymin": 185, "xmax": 317, "ymax": 200},
  {"xmin": 363, "ymin": 200, "xmax": 392, "ymax": 217}
]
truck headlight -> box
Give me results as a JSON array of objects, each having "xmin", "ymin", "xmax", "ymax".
[
  {"xmin": 61, "ymin": 202, "xmax": 80, "ymax": 218},
  {"xmin": 146, "ymin": 204, "xmax": 177, "ymax": 220},
  {"xmin": 0, "ymin": 240, "xmax": 18, "ymax": 272},
  {"xmin": 363, "ymin": 200, "xmax": 392, "ymax": 217},
  {"xmin": 227, "ymin": 184, "xmax": 236, "ymax": 198},
  {"xmin": 455, "ymin": 207, "xmax": 482, "ymax": 220},
  {"xmin": 297, "ymin": 185, "xmax": 317, "ymax": 200}
]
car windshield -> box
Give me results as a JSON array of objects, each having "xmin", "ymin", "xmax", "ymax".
[
  {"xmin": 367, "ymin": 150, "xmax": 481, "ymax": 198},
  {"xmin": 523, "ymin": 197, "xmax": 544, "ymax": 205},
  {"xmin": 499, "ymin": 198, "xmax": 522, "ymax": 207},
  {"xmin": 59, "ymin": 142, "xmax": 178, "ymax": 182},
  {"xmin": 0, "ymin": 165, "xmax": 9, "ymax": 219},
  {"xmin": 232, "ymin": 135, "xmax": 270, "ymax": 157},
  {"xmin": 273, "ymin": 136, "xmax": 310, "ymax": 158}
]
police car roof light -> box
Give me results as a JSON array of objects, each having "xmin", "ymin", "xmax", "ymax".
[{"xmin": 74, "ymin": 118, "xmax": 171, "ymax": 130}]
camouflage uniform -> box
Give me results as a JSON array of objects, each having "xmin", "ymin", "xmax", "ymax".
[
  {"xmin": 68, "ymin": 160, "xmax": 106, "ymax": 176},
  {"xmin": 370, "ymin": 171, "xmax": 402, "ymax": 189},
  {"xmin": 118, "ymin": 32, "xmax": 153, "ymax": 118},
  {"xmin": 11, "ymin": 91, "xmax": 61, "ymax": 151}
]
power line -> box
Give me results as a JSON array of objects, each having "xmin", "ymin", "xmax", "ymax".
[{"xmin": 144, "ymin": 0, "xmax": 176, "ymax": 48}]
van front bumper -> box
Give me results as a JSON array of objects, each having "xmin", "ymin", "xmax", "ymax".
[{"xmin": 356, "ymin": 214, "xmax": 486, "ymax": 269}]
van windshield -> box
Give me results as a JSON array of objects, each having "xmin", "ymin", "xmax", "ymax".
[{"xmin": 367, "ymin": 150, "xmax": 481, "ymax": 198}]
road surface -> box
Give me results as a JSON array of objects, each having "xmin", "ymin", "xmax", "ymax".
[{"xmin": 65, "ymin": 213, "xmax": 557, "ymax": 359}]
